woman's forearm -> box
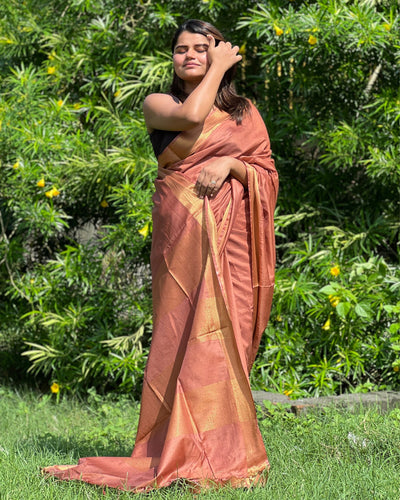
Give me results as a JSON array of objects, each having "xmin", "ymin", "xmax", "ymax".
[
  {"xmin": 179, "ymin": 64, "xmax": 226, "ymax": 124},
  {"xmin": 227, "ymin": 157, "xmax": 248, "ymax": 186}
]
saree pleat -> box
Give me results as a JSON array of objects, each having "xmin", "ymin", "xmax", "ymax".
[{"xmin": 42, "ymin": 102, "xmax": 278, "ymax": 492}]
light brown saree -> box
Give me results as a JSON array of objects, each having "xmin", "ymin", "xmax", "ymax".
[{"xmin": 42, "ymin": 102, "xmax": 278, "ymax": 492}]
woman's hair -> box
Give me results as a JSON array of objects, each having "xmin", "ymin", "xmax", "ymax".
[{"xmin": 170, "ymin": 19, "xmax": 250, "ymax": 125}]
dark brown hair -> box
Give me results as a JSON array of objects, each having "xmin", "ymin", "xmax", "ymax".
[{"xmin": 170, "ymin": 19, "xmax": 249, "ymax": 125}]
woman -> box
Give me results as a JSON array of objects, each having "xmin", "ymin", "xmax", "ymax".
[{"xmin": 43, "ymin": 19, "xmax": 278, "ymax": 492}]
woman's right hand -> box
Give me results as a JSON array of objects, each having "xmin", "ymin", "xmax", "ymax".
[{"xmin": 206, "ymin": 35, "xmax": 242, "ymax": 72}]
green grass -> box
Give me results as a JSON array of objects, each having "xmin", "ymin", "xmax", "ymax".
[{"xmin": 1, "ymin": 385, "xmax": 400, "ymax": 499}]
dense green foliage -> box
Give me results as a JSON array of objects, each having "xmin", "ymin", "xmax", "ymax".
[
  {"xmin": 0, "ymin": 0, "xmax": 399, "ymax": 397},
  {"xmin": 2, "ymin": 385, "xmax": 400, "ymax": 498}
]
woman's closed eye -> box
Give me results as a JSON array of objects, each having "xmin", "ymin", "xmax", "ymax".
[
  {"xmin": 195, "ymin": 44, "xmax": 209, "ymax": 52},
  {"xmin": 174, "ymin": 44, "xmax": 209, "ymax": 54}
]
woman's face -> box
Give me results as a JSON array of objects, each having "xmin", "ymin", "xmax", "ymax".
[{"xmin": 173, "ymin": 31, "xmax": 210, "ymax": 84}]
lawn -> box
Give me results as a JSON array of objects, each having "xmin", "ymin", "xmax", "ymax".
[{"xmin": 1, "ymin": 385, "xmax": 400, "ymax": 499}]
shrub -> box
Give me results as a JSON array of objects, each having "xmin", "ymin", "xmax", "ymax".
[{"xmin": 0, "ymin": 0, "xmax": 399, "ymax": 396}]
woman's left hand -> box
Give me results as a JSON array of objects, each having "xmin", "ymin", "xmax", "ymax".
[
  {"xmin": 194, "ymin": 156, "xmax": 247, "ymax": 199},
  {"xmin": 194, "ymin": 158, "xmax": 231, "ymax": 199}
]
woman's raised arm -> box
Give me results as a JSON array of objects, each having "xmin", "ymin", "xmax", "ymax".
[{"xmin": 143, "ymin": 36, "xmax": 241, "ymax": 132}]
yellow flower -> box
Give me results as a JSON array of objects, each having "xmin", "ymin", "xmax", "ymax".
[
  {"xmin": 330, "ymin": 265, "xmax": 340, "ymax": 277},
  {"xmin": 276, "ymin": 314, "xmax": 283, "ymax": 322},
  {"xmin": 138, "ymin": 222, "xmax": 150, "ymax": 238},
  {"xmin": 47, "ymin": 66, "xmax": 56, "ymax": 75},
  {"xmin": 114, "ymin": 90, "xmax": 121, "ymax": 97},
  {"xmin": 50, "ymin": 382, "xmax": 60, "ymax": 394},
  {"xmin": 322, "ymin": 318, "xmax": 331, "ymax": 330},
  {"xmin": 274, "ymin": 25, "xmax": 284, "ymax": 36},
  {"xmin": 100, "ymin": 199, "xmax": 109, "ymax": 208},
  {"xmin": 283, "ymin": 389, "xmax": 293, "ymax": 396},
  {"xmin": 238, "ymin": 43, "xmax": 246, "ymax": 55},
  {"xmin": 383, "ymin": 23, "xmax": 391, "ymax": 31},
  {"xmin": 73, "ymin": 102, "xmax": 81, "ymax": 110},
  {"xmin": 57, "ymin": 99, "xmax": 63, "ymax": 107},
  {"xmin": 37, "ymin": 178, "xmax": 45, "ymax": 188},
  {"xmin": 13, "ymin": 160, "xmax": 20, "ymax": 169},
  {"xmin": 30, "ymin": 278, "xmax": 35, "ymax": 284},
  {"xmin": 329, "ymin": 295, "xmax": 340, "ymax": 307},
  {"xmin": 308, "ymin": 35, "xmax": 317, "ymax": 45},
  {"xmin": 48, "ymin": 51, "xmax": 56, "ymax": 60},
  {"xmin": 394, "ymin": 365, "xmax": 399, "ymax": 372},
  {"xmin": 45, "ymin": 187, "xmax": 60, "ymax": 198}
]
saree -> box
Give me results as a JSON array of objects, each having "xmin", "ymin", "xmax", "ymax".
[{"xmin": 42, "ymin": 102, "xmax": 278, "ymax": 492}]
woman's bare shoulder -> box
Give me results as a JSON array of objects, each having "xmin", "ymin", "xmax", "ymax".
[{"xmin": 143, "ymin": 93, "xmax": 181, "ymax": 109}]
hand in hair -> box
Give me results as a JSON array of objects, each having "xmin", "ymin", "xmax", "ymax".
[{"xmin": 206, "ymin": 35, "xmax": 242, "ymax": 72}]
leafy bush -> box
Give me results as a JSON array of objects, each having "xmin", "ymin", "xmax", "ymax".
[
  {"xmin": 251, "ymin": 247, "xmax": 400, "ymax": 397},
  {"xmin": 0, "ymin": 2, "xmax": 156, "ymax": 393},
  {"xmin": 0, "ymin": 0, "xmax": 399, "ymax": 396}
]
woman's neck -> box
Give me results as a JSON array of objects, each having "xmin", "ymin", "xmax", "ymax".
[{"xmin": 184, "ymin": 81, "xmax": 200, "ymax": 95}]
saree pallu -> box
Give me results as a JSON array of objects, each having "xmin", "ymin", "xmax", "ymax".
[{"xmin": 42, "ymin": 102, "xmax": 278, "ymax": 492}]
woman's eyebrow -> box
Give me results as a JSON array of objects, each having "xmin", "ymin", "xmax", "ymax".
[{"xmin": 174, "ymin": 43, "xmax": 209, "ymax": 50}]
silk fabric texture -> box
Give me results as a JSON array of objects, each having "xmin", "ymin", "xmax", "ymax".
[{"xmin": 42, "ymin": 102, "xmax": 279, "ymax": 492}]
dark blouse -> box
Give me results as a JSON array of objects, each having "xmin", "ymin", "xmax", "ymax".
[{"xmin": 149, "ymin": 129, "xmax": 180, "ymax": 158}]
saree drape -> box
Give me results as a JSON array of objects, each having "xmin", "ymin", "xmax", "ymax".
[{"xmin": 42, "ymin": 102, "xmax": 278, "ymax": 492}]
